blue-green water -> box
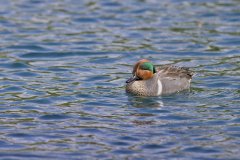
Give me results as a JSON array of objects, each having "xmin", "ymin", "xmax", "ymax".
[{"xmin": 0, "ymin": 0, "xmax": 240, "ymax": 159}]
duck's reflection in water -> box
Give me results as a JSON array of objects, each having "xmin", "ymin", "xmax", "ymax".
[
  {"xmin": 127, "ymin": 95, "xmax": 164, "ymax": 108},
  {"xmin": 125, "ymin": 95, "xmax": 164, "ymax": 126}
]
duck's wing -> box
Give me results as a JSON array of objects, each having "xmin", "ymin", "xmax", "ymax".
[
  {"xmin": 156, "ymin": 65, "xmax": 194, "ymax": 94},
  {"xmin": 157, "ymin": 65, "xmax": 194, "ymax": 80}
]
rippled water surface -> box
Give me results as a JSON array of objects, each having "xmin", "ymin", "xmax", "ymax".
[{"xmin": 0, "ymin": 0, "xmax": 240, "ymax": 159}]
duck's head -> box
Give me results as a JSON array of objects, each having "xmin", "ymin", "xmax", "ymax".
[{"xmin": 126, "ymin": 59, "xmax": 156, "ymax": 83}]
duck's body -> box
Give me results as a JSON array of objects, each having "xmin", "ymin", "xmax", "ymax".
[{"xmin": 126, "ymin": 59, "xmax": 193, "ymax": 96}]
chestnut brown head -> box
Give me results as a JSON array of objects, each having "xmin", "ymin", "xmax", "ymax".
[{"xmin": 126, "ymin": 59, "xmax": 156, "ymax": 83}]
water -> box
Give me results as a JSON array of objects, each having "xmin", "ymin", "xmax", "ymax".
[{"xmin": 0, "ymin": 0, "xmax": 240, "ymax": 159}]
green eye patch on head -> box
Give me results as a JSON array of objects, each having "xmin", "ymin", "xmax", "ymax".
[{"xmin": 140, "ymin": 62, "xmax": 156, "ymax": 73}]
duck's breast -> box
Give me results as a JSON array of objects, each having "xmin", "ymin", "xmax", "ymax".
[{"xmin": 126, "ymin": 74, "xmax": 160, "ymax": 96}]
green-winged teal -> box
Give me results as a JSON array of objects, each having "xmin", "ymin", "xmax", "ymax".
[{"xmin": 126, "ymin": 59, "xmax": 194, "ymax": 96}]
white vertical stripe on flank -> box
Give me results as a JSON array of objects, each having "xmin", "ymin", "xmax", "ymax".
[{"xmin": 157, "ymin": 80, "xmax": 162, "ymax": 95}]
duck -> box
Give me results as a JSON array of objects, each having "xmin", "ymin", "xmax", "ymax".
[{"xmin": 126, "ymin": 59, "xmax": 194, "ymax": 96}]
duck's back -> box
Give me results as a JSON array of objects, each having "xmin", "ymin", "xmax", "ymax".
[{"xmin": 157, "ymin": 66, "xmax": 193, "ymax": 94}]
